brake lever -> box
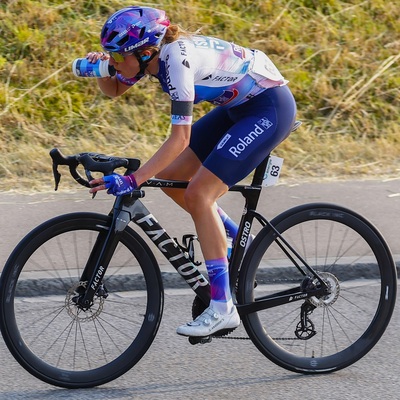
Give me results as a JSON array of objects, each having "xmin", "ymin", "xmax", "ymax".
[
  {"xmin": 52, "ymin": 162, "xmax": 62, "ymax": 191},
  {"xmin": 84, "ymin": 169, "xmax": 97, "ymax": 198}
]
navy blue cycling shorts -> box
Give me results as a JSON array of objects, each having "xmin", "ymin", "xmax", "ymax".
[{"xmin": 189, "ymin": 85, "xmax": 297, "ymax": 187}]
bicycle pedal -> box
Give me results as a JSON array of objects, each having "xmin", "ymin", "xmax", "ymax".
[{"xmin": 188, "ymin": 335, "xmax": 212, "ymax": 345}]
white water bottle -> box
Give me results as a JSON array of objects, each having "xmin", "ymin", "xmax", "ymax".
[{"xmin": 72, "ymin": 58, "xmax": 116, "ymax": 78}]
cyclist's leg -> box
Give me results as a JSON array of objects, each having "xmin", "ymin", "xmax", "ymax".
[
  {"xmin": 178, "ymin": 86, "xmax": 296, "ymax": 336},
  {"xmin": 184, "ymin": 87, "xmax": 297, "ymax": 282},
  {"xmin": 217, "ymin": 205, "xmax": 239, "ymax": 239},
  {"xmin": 177, "ymin": 167, "xmax": 240, "ymax": 336},
  {"xmin": 185, "ymin": 167, "xmax": 229, "ymax": 261},
  {"xmin": 157, "ymin": 106, "xmax": 238, "ymax": 228}
]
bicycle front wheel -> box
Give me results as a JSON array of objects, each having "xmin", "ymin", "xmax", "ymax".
[
  {"xmin": 0, "ymin": 212, "xmax": 163, "ymax": 388},
  {"xmin": 238, "ymin": 203, "xmax": 397, "ymax": 373}
]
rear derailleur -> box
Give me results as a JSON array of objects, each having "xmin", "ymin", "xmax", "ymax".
[{"xmin": 295, "ymin": 300, "xmax": 317, "ymax": 340}]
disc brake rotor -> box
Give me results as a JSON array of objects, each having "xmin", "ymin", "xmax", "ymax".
[
  {"xmin": 309, "ymin": 272, "xmax": 340, "ymax": 307},
  {"xmin": 65, "ymin": 282, "xmax": 105, "ymax": 322}
]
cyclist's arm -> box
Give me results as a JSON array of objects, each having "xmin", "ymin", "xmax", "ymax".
[
  {"xmin": 133, "ymin": 124, "xmax": 191, "ymax": 186},
  {"xmin": 89, "ymin": 123, "xmax": 190, "ymax": 193},
  {"xmin": 132, "ymin": 98, "xmax": 194, "ymax": 184},
  {"xmin": 96, "ymin": 76, "xmax": 131, "ymax": 97}
]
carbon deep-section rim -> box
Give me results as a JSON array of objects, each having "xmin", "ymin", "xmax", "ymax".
[
  {"xmin": 238, "ymin": 203, "xmax": 396, "ymax": 373},
  {"xmin": 0, "ymin": 212, "xmax": 164, "ymax": 388}
]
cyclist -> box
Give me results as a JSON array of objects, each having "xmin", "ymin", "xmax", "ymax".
[{"xmin": 88, "ymin": 6, "xmax": 297, "ymax": 337}]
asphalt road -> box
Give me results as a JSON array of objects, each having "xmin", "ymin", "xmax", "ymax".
[
  {"xmin": 0, "ymin": 178, "xmax": 399, "ymax": 399},
  {"xmin": 1, "ymin": 178, "xmax": 400, "ymax": 269},
  {"xmin": 0, "ymin": 287, "xmax": 398, "ymax": 400}
]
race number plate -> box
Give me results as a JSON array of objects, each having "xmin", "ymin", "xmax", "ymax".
[{"xmin": 263, "ymin": 155, "xmax": 284, "ymax": 187}]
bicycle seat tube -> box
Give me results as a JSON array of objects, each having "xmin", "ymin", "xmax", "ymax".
[{"xmin": 227, "ymin": 155, "xmax": 270, "ymax": 286}]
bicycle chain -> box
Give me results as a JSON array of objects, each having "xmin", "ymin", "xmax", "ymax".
[
  {"xmin": 214, "ymin": 335, "xmax": 300, "ymax": 341},
  {"xmin": 214, "ymin": 335, "xmax": 250, "ymax": 340}
]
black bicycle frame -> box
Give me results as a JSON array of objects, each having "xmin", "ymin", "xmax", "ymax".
[{"xmin": 77, "ymin": 153, "xmax": 328, "ymax": 314}]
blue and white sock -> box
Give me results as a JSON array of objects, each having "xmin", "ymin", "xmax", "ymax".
[
  {"xmin": 206, "ymin": 257, "xmax": 233, "ymax": 314},
  {"xmin": 217, "ymin": 206, "xmax": 238, "ymax": 241}
]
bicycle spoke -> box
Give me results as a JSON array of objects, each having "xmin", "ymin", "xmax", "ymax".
[
  {"xmin": 0, "ymin": 214, "xmax": 163, "ymax": 387},
  {"xmin": 240, "ymin": 204, "xmax": 396, "ymax": 373}
]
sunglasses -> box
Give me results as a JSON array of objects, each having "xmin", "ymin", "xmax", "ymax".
[{"xmin": 108, "ymin": 52, "xmax": 132, "ymax": 63}]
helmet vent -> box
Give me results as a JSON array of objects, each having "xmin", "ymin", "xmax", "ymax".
[
  {"xmin": 107, "ymin": 31, "xmax": 118, "ymax": 42},
  {"xmin": 116, "ymin": 36, "xmax": 129, "ymax": 46}
]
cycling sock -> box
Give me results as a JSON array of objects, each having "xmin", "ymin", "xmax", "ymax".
[
  {"xmin": 217, "ymin": 206, "xmax": 238, "ymax": 241},
  {"xmin": 206, "ymin": 257, "xmax": 233, "ymax": 314},
  {"xmin": 217, "ymin": 205, "xmax": 255, "ymax": 258}
]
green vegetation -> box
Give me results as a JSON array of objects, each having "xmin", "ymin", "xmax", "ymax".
[{"xmin": 0, "ymin": 0, "xmax": 399, "ymax": 191}]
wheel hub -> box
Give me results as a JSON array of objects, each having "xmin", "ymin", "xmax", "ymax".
[
  {"xmin": 65, "ymin": 282, "xmax": 105, "ymax": 322},
  {"xmin": 309, "ymin": 272, "xmax": 340, "ymax": 307}
]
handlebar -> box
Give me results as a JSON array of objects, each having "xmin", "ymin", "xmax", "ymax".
[
  {"xmin": 50, "ymin": 148, "xmax": 141, "ymax": 191},
  {"xmin": 50, "ymin": 121, "xmax": 302, "ymax": 192}
]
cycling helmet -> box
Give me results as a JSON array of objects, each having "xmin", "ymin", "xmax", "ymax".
[{"xmin": 100, "ymin": 6, "xmax": 170, "ymax": 54}]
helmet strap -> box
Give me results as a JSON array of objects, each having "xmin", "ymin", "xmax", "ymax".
[{"xmin": 134, "ymin": 50, "xmax": 159, "ymax": 75}]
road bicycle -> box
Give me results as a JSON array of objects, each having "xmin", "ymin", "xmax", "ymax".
[{"xmin": 0, "ymin": 122, "xmax": 397, "ymax": 388}]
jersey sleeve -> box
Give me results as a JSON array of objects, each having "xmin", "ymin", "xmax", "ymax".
[{"xmin": 160, "ymin": 41, "xmax": 197, "ymax": 125}]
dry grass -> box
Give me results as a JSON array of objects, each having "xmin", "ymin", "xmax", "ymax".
[{"xmin": 0, "ymin": 0, "xmax": 399, "ymax": 192}]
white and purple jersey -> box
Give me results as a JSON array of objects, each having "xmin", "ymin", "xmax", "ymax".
[{"xmin": 116, "ymin": 35, "xmax": 287, "ymax": 126}]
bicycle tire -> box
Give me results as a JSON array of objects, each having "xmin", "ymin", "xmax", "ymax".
[
  {"xmin": 0, "ymin": 212, "xmax": 164, "ymax": 388},
  {"xmin": 237, "ymin": 203, "xmax": 397, "ymax": 373}
]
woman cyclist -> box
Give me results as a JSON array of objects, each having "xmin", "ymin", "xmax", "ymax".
[{"xmin": 88, "ymin": 6, "xmax": 297, "ymax": 337}]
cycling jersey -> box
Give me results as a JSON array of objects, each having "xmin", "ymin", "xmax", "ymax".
[{"xmin": 116, "ymin": 35, "xmax": 287, "ymax": 125}]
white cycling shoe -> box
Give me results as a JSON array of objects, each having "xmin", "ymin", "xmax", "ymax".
[{"xmin": 176, "ymin": 305, "xmax": 240, "ymax": 337}]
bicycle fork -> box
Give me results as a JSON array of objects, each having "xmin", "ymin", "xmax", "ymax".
[{"xmin": 74, "ymin": 199, "xmax": 127, "ymax": 309}]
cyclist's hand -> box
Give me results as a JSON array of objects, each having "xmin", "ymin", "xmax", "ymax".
[
  {"xmin": 89, "ymin": 173, "xmax": 137, "ymax": 196},
  {"xmin": 86, "ymin": 51, "xmax": 110, "ymax": 63}
]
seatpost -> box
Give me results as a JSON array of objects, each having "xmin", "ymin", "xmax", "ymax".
[{"xmin": 251, "ymin": 154, "xmax": 270, "ymax": 187}]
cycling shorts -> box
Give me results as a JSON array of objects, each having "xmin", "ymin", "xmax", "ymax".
[{"xmin": 189, "ymin": 85, "xmax": 297, "ymax": 187}]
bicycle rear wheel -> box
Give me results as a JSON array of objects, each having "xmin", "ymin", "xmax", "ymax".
[
  {"xmin": 0, "ymin": 212, "xmax": 163, "ymax": 388},
  {"xmin": 238, "ymin": 203, "xmax": 397, "ymax": 373}
]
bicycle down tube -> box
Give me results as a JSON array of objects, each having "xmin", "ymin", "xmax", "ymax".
[
  {"xmin": 128, "ymin": 193, "xmax": 211, "ymax": 305},
  {"xmin": 76, "ymin": 185, "xmax": 211, "ymax": 309}
]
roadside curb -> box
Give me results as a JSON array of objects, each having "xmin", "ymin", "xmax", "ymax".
[{"xmin": 13, "ymin": 262, "xmax": 400, "ymax": 297}]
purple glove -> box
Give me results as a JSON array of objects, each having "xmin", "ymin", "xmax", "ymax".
[{"xmin": 103, "ymin": 173, "xmax": 137, "ymax": 196}]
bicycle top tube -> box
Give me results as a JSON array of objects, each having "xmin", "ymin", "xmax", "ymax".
[
  {"xmin": 50, "ymin": 150, "xmax": 271, "ymax": 193},
  {"xmin": 50, "ymin": 120, "xmax": 301, "ymax": 192}
]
